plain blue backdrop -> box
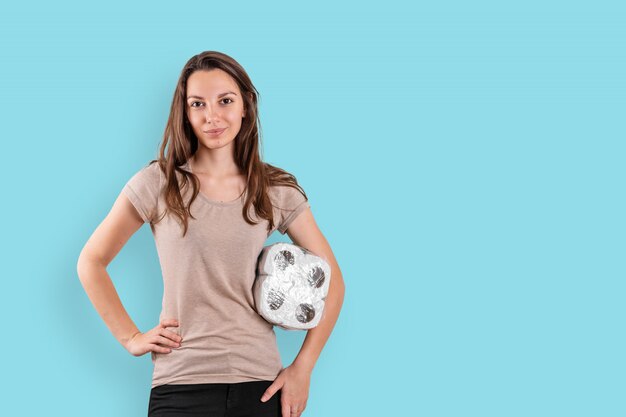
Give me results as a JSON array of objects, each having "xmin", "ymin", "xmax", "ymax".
[{"xmin": 1, "ymin": 1, "xmax": 624, "ymax": 416}]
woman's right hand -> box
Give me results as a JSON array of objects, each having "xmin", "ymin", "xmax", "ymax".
[{"xmin": 125, "ymin": 319, "xmax": 183, "ymax": 357}]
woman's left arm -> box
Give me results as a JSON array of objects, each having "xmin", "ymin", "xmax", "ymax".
[{"xmin": 261, "ymin": 207, "xmax": 346, "ymax": 417}]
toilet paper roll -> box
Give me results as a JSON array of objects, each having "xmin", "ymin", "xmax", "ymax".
[{"xmin": 253, "ymin": 242, "xmax": 331, "ymax": 330}]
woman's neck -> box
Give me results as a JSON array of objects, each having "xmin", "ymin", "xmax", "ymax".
[{"xmin": 190, "ymin": 152, "xmax": 242, "ymax": 179}]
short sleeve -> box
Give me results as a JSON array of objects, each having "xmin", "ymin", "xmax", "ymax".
[
  {"xmin": 274, "ymin": 184, "xmax": 311, "ymax": 235},
  {"xmin": 122, "ymin": 162, "xmax": 162, "ymax": 224}
]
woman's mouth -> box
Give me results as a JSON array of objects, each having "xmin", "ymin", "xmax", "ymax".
[{"xmin": 204, "ymin": 128, "xmax": 226, "ymax": 137}]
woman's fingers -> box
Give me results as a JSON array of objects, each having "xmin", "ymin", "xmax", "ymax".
[
  {"xmin": 160, "ymin": 318, "xmax": 179, "ymax": 328},
  {"xmin": 155, "ymin": 334, "xmax": 181, "ymax": 348},
  {"xmin": 162, "ymin": 329, "xmax": 183, "ymax": 342},
  {"xmin": 149, "ymin": 343, "xmax": 172, "ymax": 353},
  {"xmin": 127, "ymin": 319, "xmax": 183, "ymax": 357},
  {"xmin": 157, "ymin": 319, "xmax": 182, "ymax": 342},
  {"xmin": 144, "ymin": 319, "xmax": 182, "ymax": 354}
]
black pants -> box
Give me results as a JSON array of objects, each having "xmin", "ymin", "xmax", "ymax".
[{"xmin": 148, "ymin": 380, "xmax": 281, "ymax": 417}]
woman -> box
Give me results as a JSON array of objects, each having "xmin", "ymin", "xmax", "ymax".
[{"xmin": 77, "ymin": 51, "xmax": 345, "ymax": 417}]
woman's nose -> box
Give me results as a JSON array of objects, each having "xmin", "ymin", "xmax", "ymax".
[{"xmin": 204, "ymin": 106, "xmax": 219, "ymax": 122}]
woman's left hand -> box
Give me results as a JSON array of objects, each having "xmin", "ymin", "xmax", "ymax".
[{"xmin": 261, "ymin": 362, "xmax": 311, "ymax": 417}]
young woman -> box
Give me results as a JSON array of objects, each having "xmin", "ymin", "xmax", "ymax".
[{"xmin": 77, "ymin": 51, "xmax": 345, "ymax": 417}]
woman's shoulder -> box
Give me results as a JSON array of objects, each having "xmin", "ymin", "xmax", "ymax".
[
  {"xmin": 264, "ymin": 162, "xmax": 301, "ymax": 185},
  {"xmin": 126, "ymin": 160, "xmax": 163, "ymax": 190},
  {"xmin": 265, "ymin": 177, "xmax": 307, "ymax": 214},
  {"xmin": 142, "ymin": 160, "xmax": 163, "ymax": 177},
  {"xmin": 265, "ymin": 166, "xmax": 303, "ymax": 196}
]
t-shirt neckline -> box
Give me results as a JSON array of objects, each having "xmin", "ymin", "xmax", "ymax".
[{"xmin": 183, "ymin": 161, "xmax": 246, "ymax": 207}]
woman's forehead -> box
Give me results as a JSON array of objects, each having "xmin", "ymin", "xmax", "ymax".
[{"xmin": 187, "ymin": 69, "xmax": 239, "ymax": 96}]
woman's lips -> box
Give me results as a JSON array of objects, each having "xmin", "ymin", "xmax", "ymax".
[{"xmin": 204, "ymin": 128, "xmax": 226, "ymax": 136}]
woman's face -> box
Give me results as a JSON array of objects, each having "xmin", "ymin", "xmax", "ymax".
[{"xmin": 185, "ymin": 69, "xmax": 246, "ymax": 151}]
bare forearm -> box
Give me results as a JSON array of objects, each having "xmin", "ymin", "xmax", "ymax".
[
  {"xmin": 77, "ymin": 259, "xmax": 140, "ymax": 350},
  {"xmin": 293, "ymin": 271, "xmax": 345, "ymax": 372}
]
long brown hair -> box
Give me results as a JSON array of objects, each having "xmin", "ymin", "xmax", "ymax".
[{"xmin": 148, "ymin": 51, "xmax": 307, "ymax": 237}]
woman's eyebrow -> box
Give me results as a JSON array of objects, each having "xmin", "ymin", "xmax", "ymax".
[{"xmin": 187, "ymin": 91, "xmax": 238, "ymax": 100}]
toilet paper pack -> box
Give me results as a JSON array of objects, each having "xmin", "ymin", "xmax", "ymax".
[{"xmin": 253, "ymin": 242, "xmax": 331, "ymax": 330}]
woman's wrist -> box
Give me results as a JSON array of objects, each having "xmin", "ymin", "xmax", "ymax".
[
  {"xmin": 292, "ymin": 357, "xmax": 315, "ymax": 374},
  {"xmin": 122, "ymin": 330, "xmax": 141, "ymax": 350}
]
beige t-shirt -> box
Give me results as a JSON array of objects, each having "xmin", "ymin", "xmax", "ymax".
[{"xmin": 122, "ymin": 160, "xmax": 310, "ymax": 388}]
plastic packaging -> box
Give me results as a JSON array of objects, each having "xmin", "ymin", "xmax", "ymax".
[{"xmin": 253, "ymin": 242, "xmax": 331, "ymax": 330}]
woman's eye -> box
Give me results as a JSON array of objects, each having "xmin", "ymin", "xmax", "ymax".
[{"xmin": 190, "ymin": 98, "xmax": 232, "ymax": 108}]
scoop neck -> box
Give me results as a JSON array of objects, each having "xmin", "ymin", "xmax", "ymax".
[{"xmin": 182, "ymin": 161, "xmax": 246, "ymax": 207}]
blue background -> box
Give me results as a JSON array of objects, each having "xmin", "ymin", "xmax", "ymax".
[{"xmin": 1, "ymin": 1, "xmax": 624, "ymax": 416}]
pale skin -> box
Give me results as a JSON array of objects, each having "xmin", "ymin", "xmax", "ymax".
[{"xmin": 77, "ymin": 69, "xmax": 345, "ymax": 417}]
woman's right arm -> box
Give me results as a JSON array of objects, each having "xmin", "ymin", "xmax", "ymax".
[{"xmin": 76, "ymin": 191, "xmax": 181, "ymax": 356}]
